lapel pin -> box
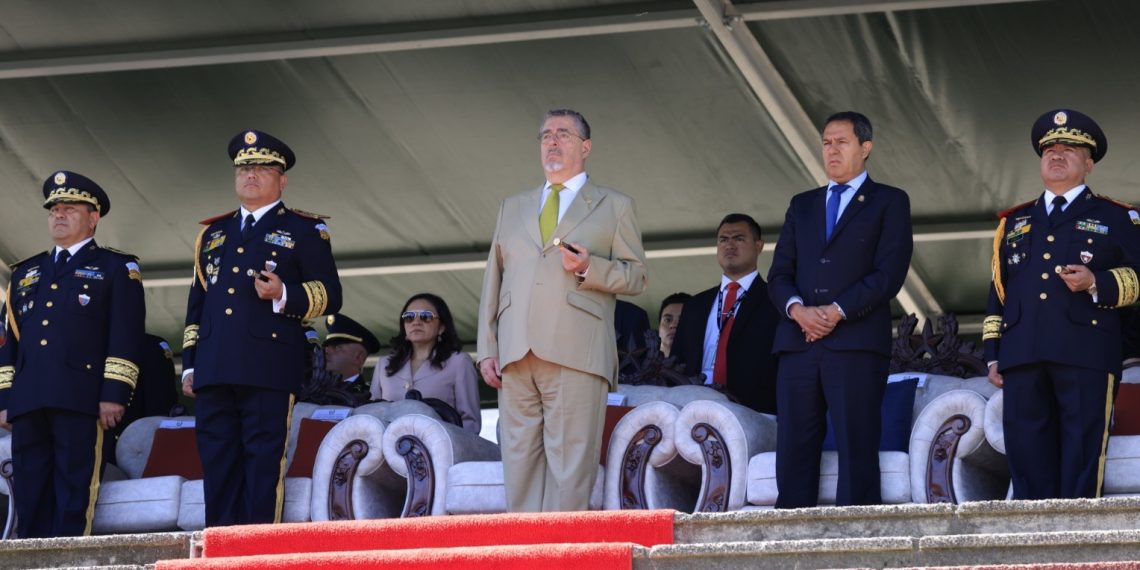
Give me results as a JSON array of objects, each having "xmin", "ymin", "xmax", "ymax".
[
  {"xmin": 857, "ymin": 195, "xmax": 865, "ymax": 202},
  {"xmin": 1080, "ymin": 251, "xmax": 1093, "ymax": 264}
]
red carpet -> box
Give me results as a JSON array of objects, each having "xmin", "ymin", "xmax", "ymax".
[
  {"xmin": 156, "ymin": 542, "xmax": 633, "ymax": 570},
  {"xmin": 194, "ymin": 510, "xmax": 673, "ymax": 558}
]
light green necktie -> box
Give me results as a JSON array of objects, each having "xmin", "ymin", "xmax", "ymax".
[{"xmin": 539, "ymin": 183, "xmax": 564, "ymax": 244}]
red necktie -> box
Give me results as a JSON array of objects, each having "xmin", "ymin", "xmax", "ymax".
[{"xmin": 712, "ymin": 281, "xmax": 741, "ymax": 386}]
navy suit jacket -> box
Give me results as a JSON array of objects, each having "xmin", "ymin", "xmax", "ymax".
[
  {"xmin": 767, "ymin": 178, "xmax": 913, "ymax": 356},
  {"xmin": 183, "ymin": 203, "xmax": 342, "ymax": 394},
  {"xmin": 0, "ymin": 241, "xmax": 145, "ymax": 418},
  {"xmin": 672, "ymin": 278, "xmax": 780, "ymax": 414}
]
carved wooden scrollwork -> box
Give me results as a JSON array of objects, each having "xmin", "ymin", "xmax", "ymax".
[
  {"xmin": 926, "ymin": 414, "xmax": 970, "ymax": 503},
  {"xmin": 619, "ymin": 425, "xmax": 663, "ymax": 509},
  {"xmin": 328, "ymin": 440, "xmax": 368, "ymax": 520},
  {"xmin": 692, "ymin": 423, "xmax": 731, "ymax": 512},
  {"xmin": 890, "ymin": 313, "xmax": 987, "ymax": 378},
  {"xmin": 397, "ymin": 435, "xmax": 434, "ymax": 518}
]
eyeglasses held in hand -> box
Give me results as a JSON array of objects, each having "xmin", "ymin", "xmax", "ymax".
[{"xmin": 401, "ymin": 310, "xmax": 436, "ymax": 323}]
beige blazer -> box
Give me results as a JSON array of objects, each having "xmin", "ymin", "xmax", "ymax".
[
  {"xmin": 476, "ymin": 180, "xmax": 648, "ymax": 387},
  {"xmin": 370, "ymin": 351, "xmax": 482, "ymax": 434}
]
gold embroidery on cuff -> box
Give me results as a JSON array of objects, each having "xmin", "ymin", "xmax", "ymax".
[
  {"xmin": 183, "ymin": 325, "xmax": 200, "ymax": 349},
  {"xmin": 982, "ymin": 315, "xmax": 1003, "ymax": 341},
  {"xmin": 104, "ymin": 357, "xmax": 139, "ymax": 389},
  {"xmin": 0, "ymin": 365, "xmax": 14, "ymax": 389},
  {"xmin": 1110, "ymin": 267, "xmax": 1139, "ymax": 307},
  {"xmin": 301, "ymin": 281, "xmax": 329, "ymax": 321}
]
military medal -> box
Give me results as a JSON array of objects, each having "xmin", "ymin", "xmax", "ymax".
[
  {"xmin": 1080, "ymin": 251, "xmax": 1093, "ymax": 264},
  {"xmin": 77, "ymin": 293, "xmax": 90, "ymax": 306},
  {"xmin": 316, "ymin": 223, "xmax": 330, "ymax": 241},
  {"xmin": 1009, "ymin": 253, "xmax": 1021, "ymax": 265}
]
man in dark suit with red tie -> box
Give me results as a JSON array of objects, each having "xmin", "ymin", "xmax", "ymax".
[
  {"xmin": 672, "ymin": 213, "xmax": 780, "ymax": 414},
  {"xmin": 768, "ymin": 111, "xmax": 913, "ymax": 508}
]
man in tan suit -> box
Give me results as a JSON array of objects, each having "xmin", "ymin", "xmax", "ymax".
[{"xmin": 477, "ymin": 109, "xmax": 648, "ymax": 512}]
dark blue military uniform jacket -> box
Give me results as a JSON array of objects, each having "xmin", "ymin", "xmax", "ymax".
[
  {"xmin": 0, "ymin": 241, "xmax": 145, "ymax": 418},
  {"xmin": 984, "ymin": 189, "xmax": 1140, "ymax": 373},
  {"xmin": 182, "ymin": 203, "xmax": 342, "ymax": 394}
]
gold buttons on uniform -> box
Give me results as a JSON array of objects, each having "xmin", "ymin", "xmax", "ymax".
[
  {"xmin": 86, "ymin": 364, "xmax": 92, "ymax": 370},
  {"xmin": 1044, "ymin": 253, "xmax": 1052, "ymax": 260},
  {"xmin": 83, "ymin": 284, "xmax": 89, "ymax": 290},
  {"xmin": 1040, "ymin": 293, "xmax": 1048, "ymax": 300},
  {"xmin": 45, "ymin": 301, "xmax": 53, "ymax": 308},
  {"xmin": 50, "ymin": 284, "xmax": 58, "ymax": 290},
  {"xmin": 1092, "ymin": 319, "xmax": 1098, "ymax": 326},
  {"xmin": 40, "ymin": 339, "xmax": 47, "ymax": 346},
  {"xmin": 225, "ymin": 308, "xmax": 233, "ymax": 315},
  {"xmin": 1047, "ymin": 235, "xmax": 1055, "ymax": 242},
  {"xmin": 271, "ymin": 333, "xmax": 278, "ymax": 339},
  {"xmin": 1088, "ymin": 239, "xmax": 1094, "ymax": 244},
  {"xmin": 271, "ymin": 251, "xmax": 277, "ymax": 257},
  {"xmin": 1041, "ymin": 273, "xmax": 1049, "ymax": 280},
  {"xmin": 232, "ymin": 266, "xmax": 239, "ymax": 273},
  {"xmin": 228, "ymin": 288, "xmax": 235, "ymax": 294},
  {"xmin": 41, "ymin": 319, "xmax": 49, "ymax": 326},
  {"xmin": 237, "ymin": 247, "xmax": 245, "ymax": 254}
]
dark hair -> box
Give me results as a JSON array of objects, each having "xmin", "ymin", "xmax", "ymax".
[
  {"xmin": 824, "ymin": 111, "xmax": 873, "ymax": 144},
  {"xmin": 385, "ymin": 293, "xmax": 463, "ymax": 377},
  {"xmin": 716, "ymin": 213, "xmax": 762, "ymax": 241},
  {"xmin": 543, "ymin": 109, "xmax": 591, "ymax": 140},
  {"xmin": 659, "ymin": 292, "xmax": 692, "ymax": 321}
]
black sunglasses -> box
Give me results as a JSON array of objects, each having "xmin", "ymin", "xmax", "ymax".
[{"xmin": 401, "ymin": 310, "xmax": 436, "ymax": 324}]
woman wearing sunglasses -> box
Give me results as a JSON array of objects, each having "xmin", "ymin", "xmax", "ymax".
[{"xmin": 369, "ymin": 293, "xmax": 481, "ymax": 433}]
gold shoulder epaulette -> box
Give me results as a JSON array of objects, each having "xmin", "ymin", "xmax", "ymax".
[
  {"xmin": 101, "ymin": 246, "xmax": 139, "ymax": 260},
  {"xmin": 1094, "ymin": 194, "xmax": 1137, "ymax": 211},
  {"xmin": 996, "ymin": 199, "xmax": 1036, "ymax": 220},
  {"xmin": 199, "ymin": 210, "xmax": 238, "ymax": 225},
  {"xmin": 9, "ymin": 251, "xmax": 47, "ymax": 269},
  {"xmin": 289, "ymin": 207, "xmax": 329, "ymax": 221}
]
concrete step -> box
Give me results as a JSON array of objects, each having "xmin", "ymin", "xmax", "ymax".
[
  {"xmin": 674, "ymin": 497, "xmax": 1140, "ymax": 544},
  {"xmin": 0, "ymin": 532, "xmax": 189, "ymax": 570},
  {"xmin": 636, "ymin": 530, "xmax": 1140, "ymax": 569}
]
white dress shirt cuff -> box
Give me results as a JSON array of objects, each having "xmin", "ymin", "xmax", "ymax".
[
  {"xmin": 272, "ymin": 285, "xmax": 288, "ymax": 313},
  {"xmin": 785, "ymin": 296, "xmax": 803, "ymax": 318},
  {"xmin": 181, "ymin": 368, "xmax": 194, "ymax": 380}
]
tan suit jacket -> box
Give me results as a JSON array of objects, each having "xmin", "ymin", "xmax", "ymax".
[{"xmin": 477, "ymin": 180, "xmax": 648, "ymax": 387}]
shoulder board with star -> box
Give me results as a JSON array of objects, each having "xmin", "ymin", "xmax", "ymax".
[
  {"xmin": 101, "ymin": 246, "xmax": 139, "ymax": 260},
  {"xmin": 289, "ymin": 207, "xmax": 329, "ymax": 221},
  {"xmin": 1094, "ymin": 194, "xmax": 1137, "ymax": 211},
  {"xmin": 996, "ymin": 199, "xmax": 1037, "ymax": 220},
  {"xmin": 9, "ymin": 251, "xmax": 49, "ymax": 269},
  {"xmin": 199, "ymin": 210, "xmax": 239, "ymax": 225}
]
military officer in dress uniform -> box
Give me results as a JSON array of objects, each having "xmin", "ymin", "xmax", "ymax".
[
  {"xmin": 181, "ymin": 129, "xmax": 342, "ymax": 526},
  {"xmin": 323, "ymin": 313, "xmax": 381, "ymax": 397},
  {"xmin": 0, "ymin": 171, "xmax": 145, "ymax": 537},
  {"xmin": 985, "ymin": 109, "xmax": 1140, "ymax": 500}
]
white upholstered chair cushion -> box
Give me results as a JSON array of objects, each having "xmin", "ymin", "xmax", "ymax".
[
  {"xmin": 445, "ymin": 461, "xmax": 604, "ymax": 515},
  {"xmin": 746, "ymin": 451, "xmax": 910, "ymax": 506}
]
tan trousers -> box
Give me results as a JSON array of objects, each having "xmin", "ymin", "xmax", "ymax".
[{"xmin": 498, "ymin": 351, "xmax": 608, "ymax": 512}]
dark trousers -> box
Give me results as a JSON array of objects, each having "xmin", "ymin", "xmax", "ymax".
[
  {"xmin": 1002, "ymin": 362, "xmax": 1114, "ymax": 500},
  {"xmin": 775, "ymin": 344, "xmax": 887, "ymax": 508},
  {"xmin": 194, "ymin": 385, "xmax": 292, "ymax": 527},
  {"xmin": 12, "ymin": 408, "xmax": 102, "ymax": 538}
]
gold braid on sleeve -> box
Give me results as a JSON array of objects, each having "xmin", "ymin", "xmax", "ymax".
[
  {"xmin": 183, "ymin": 325, "xmax": 200, "ymax": 349},
  {"xmin": 0, "ymin": 366, "xmax": 13, "ymax": 390},
  {"xmin": 1109, "ymin": 267, "xmax": 1139, "ymax": 308},
  {"xmin": 991, "ymin": 218, "xmax": 1007, "ymax": 305},
  {"xmin": 193, "ymin": 225, "xmax": 210, "ymax": 291},
  {"xmin": 982, "ymin": 315, "xmax": 1003, "ymax": 341},
  {"xmin": 301, "ymin": 281, "xmax": 329, "ymax": 321},
  {"xmin": 104, "ymin": 357, "xmax": 140, "ymax": 389}
]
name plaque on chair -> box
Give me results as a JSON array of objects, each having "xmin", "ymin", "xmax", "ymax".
[
  {"xmin": 311, "ymin": 408, "xmax": 350, "ymax": 421},
  {"xmin": 159, "ymin": 419, "xmax": 195, "ymax": 429}
]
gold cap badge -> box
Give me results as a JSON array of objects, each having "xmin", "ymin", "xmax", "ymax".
[
  {"xmin": 1053, "ymin": 111, "xmax": 1068, "ymax": 126},
  {"xmin": 54, "ymin": 172, "xmax": 67, "ymax": 185},
  {"xmin": 244, "ymin": 131, "xmax": 258, "ymax": 144}
]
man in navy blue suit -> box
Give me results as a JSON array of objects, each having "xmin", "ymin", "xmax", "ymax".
[
  {"xmin": 182, "ymin": 129, "xmax": 342, "ymax": 526},
  {"xmin": 768, "ymin": 112, "xmax": 913, "ymax": 508},
  {"xmin": 0, "ymin": 171, "xmax": 145, "ymax": 537},
  {"xmin": 985, "ymin": 109, "xmax": 1140, "ymax": 499}
]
